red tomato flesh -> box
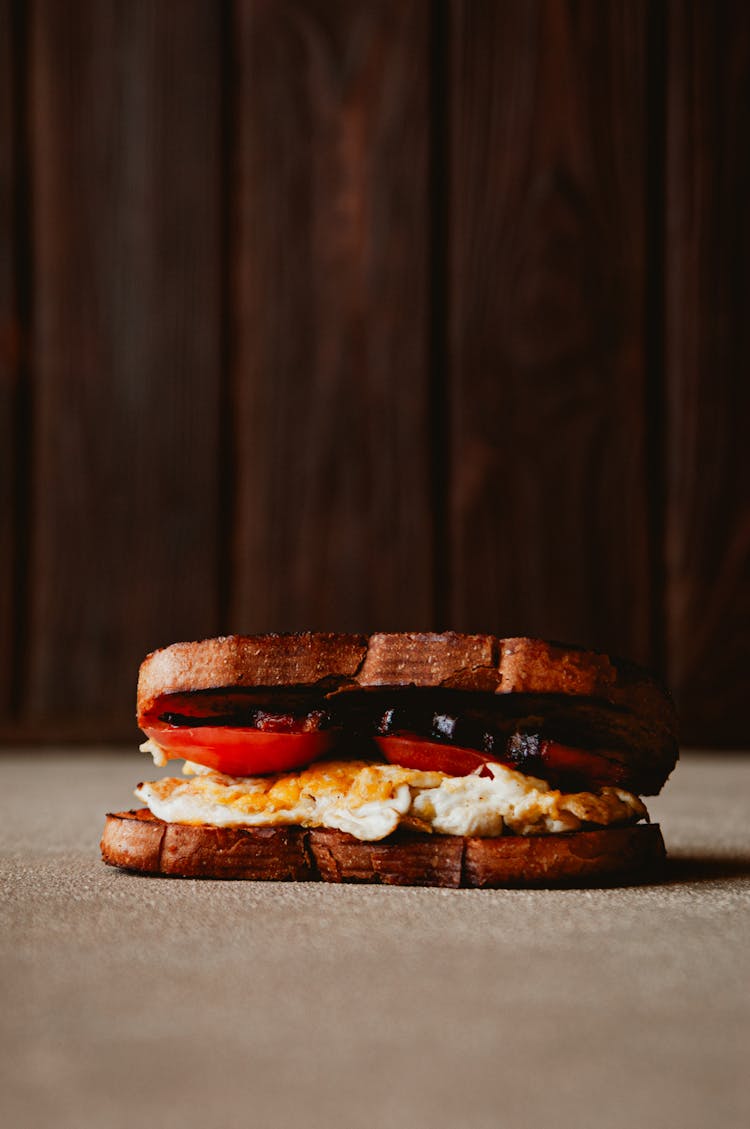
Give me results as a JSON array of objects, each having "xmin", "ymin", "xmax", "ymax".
[
  {"xmin": 143, "ymin": 725, "xmax": 336, "ymax": 777},
  {"xmin": 537, "ymin": 741, "xmax": 624, "ymax": 788},
  {"xmin": 376, "ymin": 735, "xmax": 612, "ymax": 787},
  {"xmin": 375, "ymin": 736, "xmax": 496, "ymax": 777}
]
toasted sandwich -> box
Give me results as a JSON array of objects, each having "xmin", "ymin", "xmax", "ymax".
[{"xmin": 101, "ymin": 633, "xmax": 678, "ymax": 886}]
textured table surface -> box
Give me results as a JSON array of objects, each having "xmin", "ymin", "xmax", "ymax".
[{"xmin": 1, "ymin": 749, "xmax": 748, "ymax": 1129}]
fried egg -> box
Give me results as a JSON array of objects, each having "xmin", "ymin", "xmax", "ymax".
[{"xmin": 135, "ymin": 760, "xmax": 647, "ymax": 841}]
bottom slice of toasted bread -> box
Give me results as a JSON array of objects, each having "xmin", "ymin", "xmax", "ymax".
[{"xmin": 101, "ymin": 811, "xmax": 665, "ymax": 887}]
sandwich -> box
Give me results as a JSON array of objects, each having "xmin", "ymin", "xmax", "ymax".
[{"xmin": 101, "ymin": 633, "xmax": 678, "ymax": 886}]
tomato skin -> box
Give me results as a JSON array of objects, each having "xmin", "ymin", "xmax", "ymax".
[
  {"xmin": 143, "ymin": 725, "xmax": 337, "ymax": 776},
  {"xmin": 375, "ymin": 736, "xmax": 497, "ymax": 777}
]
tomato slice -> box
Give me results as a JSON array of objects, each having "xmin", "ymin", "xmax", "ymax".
[
  {"xmin": 143, "ymin": 724, "xmax": 337, "ymax": 776},
  {"xmin": 538, "ymin": 740, "xmax": 624, "ymax": 788},
  {"xmin": 375, "ymin": 736, "xmax": 496, "ymax": 777},
  {"xmin": 376, "ymin": 734, "xmax": 617, "ymax": 787}
]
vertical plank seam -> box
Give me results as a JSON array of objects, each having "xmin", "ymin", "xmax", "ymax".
[
  {"xmin": 217, "ymin": 0, "xmax": 238, "ymax": 633},
  {"xmin": 10, "ymin": 0, "xmax": 33, "ymax": 719},
  {"xmin": 429, "ymin": 0, "xmax": 451, "ymax": 630},
  {"xmin": 645, "ymin": 1, "xmax": 668, "ymax": 680}
]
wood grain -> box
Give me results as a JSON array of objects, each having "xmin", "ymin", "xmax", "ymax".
[
  {"xmin": 23, "ymin": 0, "xmax": 223, "ymax": 736},
  {"xmin": 230, "ymin": 0, "xmax": 433, "ymax": 633},
  {"xmin": 0, "ymin": 0, "xmax": 18, "ymax": 714},
  {"xmin": 665, "ymin": 1, "xmax": 750, "ymax": 743},
  {"xmin": 0, "ymin": 2, "xmax": 748, "ymax": 747},
  {"xmin": 448, "ymin": 0, "xmax": 653, "ymax": 663}
]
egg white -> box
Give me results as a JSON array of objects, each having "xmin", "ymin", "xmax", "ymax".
[{"xmin": 135, "ymin": 759, "xmax": 647, "ymax": 842}]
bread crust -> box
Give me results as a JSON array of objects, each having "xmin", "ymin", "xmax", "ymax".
[
  {"xmin": 138, "ymin": 632, "xmax": 675, "ymax": 726},
  {"xmin": 100, "ymin": 809, "xmax": 312, "ymax": 880},
  {"xmin": 101, "ymin": 811, "xmax": 665, "ymax": 887},
  {"xmin": 357, "ymin": 634, "xmax": 673, "ymax": 719},
  {"xmin": 137, "ymin": 633, "xmax": 368, "ymax": 718}
]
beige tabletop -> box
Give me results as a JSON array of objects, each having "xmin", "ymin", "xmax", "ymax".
[{"xmin": 1, "ymin": 749, "xmax": 748, "ymax": 1129}]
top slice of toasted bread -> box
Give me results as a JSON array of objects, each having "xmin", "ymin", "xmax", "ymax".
[
  {"xmin": 138, "ymin": 632, "xmax": 675, "ymax": 724},
  {"xmin": 137, "ymin": 633, "xmax": 368, "ymax": 719},
  {"xmin": 357, "ymin": 633, "xmax": 653, "ymax": 697}
]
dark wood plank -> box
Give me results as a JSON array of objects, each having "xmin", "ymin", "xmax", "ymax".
[
  {"xmin": 0, "ymin": 0, "xmax": 17, "ymax": 717},
  {"xmin": 22, "ymin": 1, "xmax": 223, "ymax": 737},
  {"xmin": 665, "ymin": 1, "xmax": 750, "ymax": 745},
  {"xmin": 448, "ymin": 1, "xmax": 653, "ymax": 663},
  {"xmin": 230, "ymin": 0, "xmax": 433, "ymax": 633}
]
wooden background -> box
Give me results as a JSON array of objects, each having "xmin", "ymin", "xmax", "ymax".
[{"xmin": 0, "ymin": 0, "xmax": 748, "ymax": 745}]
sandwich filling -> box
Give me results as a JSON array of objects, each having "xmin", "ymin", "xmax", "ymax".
[
  {"xmin": 136, "ymin": 682, "xmax": 656, "ymax": 841},
  {"xmin": 136, "ymin": 751, "xmax": 647, "ymax": 842},
  {"xmin": 140, "ymin": 678, "xmax": 670, "ymax": 793}
]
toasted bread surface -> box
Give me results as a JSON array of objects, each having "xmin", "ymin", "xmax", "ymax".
[
  {"xmin": 357, "ymin": 634, "xmax": 674, "ymax": 720},
  {"xmin": 101, "ymin": 811, "xmax": 665, "ymax": 887},
  {"xmin": 101, "ymin": 810, "xmax": 312, "ymax": 880},
  {"xmin": 139, "ymin": 632, "xmax": 674, "ymax": 717},
  {"xmin": 137, "ymin": 633, "xmax": 368, "ymax": 718}
]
